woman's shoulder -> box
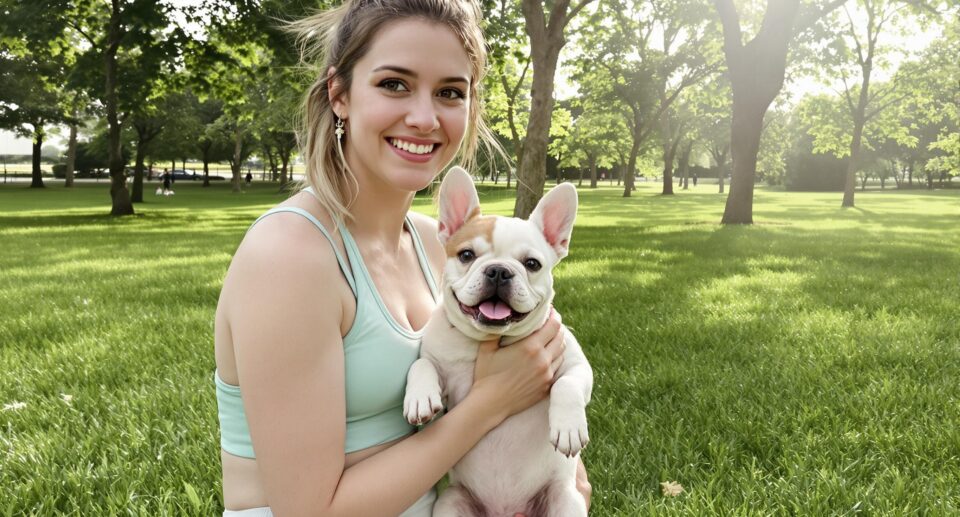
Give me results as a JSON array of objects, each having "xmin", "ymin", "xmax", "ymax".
[{"xmin": 227, "ymin": 190, "xmax": 350, "ymax": 297}]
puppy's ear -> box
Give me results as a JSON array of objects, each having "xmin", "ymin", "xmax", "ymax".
[
  {"xmin": 530, "ymin": 183, "xmax": 578, "ymax": 260},
  {"xmin": 438, "ymin": 166, "xmax": 480, "ymax": 245}
]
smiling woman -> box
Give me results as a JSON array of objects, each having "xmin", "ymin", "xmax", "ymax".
[{"xmin": 211, "ymin": 1, "xmax": 588, "ymax": 516}]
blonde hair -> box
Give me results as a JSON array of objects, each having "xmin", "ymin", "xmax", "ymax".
[{"xmin": 288, "ymin": 0, "xmax": 501, "ymax": 223}]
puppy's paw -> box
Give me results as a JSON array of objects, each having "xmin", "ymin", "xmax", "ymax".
[
  {"xmin": 403, "ymin": 388, "xmax": 444, "ymax": 426},
  {"xmin": 549, "ymin": 404, "xmax": 589, "ymax": 457}
]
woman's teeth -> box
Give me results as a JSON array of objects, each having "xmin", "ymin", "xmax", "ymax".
[{"xmin": 390, "ymin": 138, "xmax": 435, "ymax": 155}]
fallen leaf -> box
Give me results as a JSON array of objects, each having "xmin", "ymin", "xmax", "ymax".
[{"xmin": 660, "ymin": 481, "xmax": 684, "ymax": 497}]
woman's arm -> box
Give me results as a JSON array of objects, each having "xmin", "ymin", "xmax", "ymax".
[{"xmin": 226, "ymin": 215, "xmax": 563, "ymax": 517}]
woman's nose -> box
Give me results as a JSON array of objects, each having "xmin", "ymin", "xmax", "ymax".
[{"xmin": 405, "ymin": 94, "xmax": 440, "ymax": 133}]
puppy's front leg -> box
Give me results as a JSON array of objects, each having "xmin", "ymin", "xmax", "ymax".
[
  {"xmin": 403, "ymin": 358, "xmax": 444, "ymax": 425},
  {"xmin": 549, "ymin": 333, "xmax": 593, "ymax": 457}
]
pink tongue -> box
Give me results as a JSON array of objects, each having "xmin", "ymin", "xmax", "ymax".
[{"xmin": 478, "ymin": 301, "xmax": 512, "ymax": 320}]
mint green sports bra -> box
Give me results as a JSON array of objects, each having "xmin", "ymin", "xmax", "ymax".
[{"xmin": 216, "ymin": 202, "xmax": 439, "ymax": 458}]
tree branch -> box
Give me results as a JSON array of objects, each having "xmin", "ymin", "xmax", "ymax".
[
  {"xmin": 795, "ymin": 0, "xmax": 849, "ymax": 35},
  {"xmin": 563, "ymin": 0, "xmax": 596, "ymax": 31},
  {"xmin": 712, "ymin": 0, "xmax": 743, "ymax": 54},
  {"xmin": 65, "ymin": 20, "xmax": 100, "ymax": 50},
  {"xmin": 839, "ymin": 70, "xmax": 857, "ymax": 114},
  {"xmin": 865, "ymin": 91, "xmax": 908, "ymax": 121},
  {"xmin": 843, "ymin": 5, "xmax": 866, "ymax": 67}
]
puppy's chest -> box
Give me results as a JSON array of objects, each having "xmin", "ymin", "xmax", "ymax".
[{"xmin": 425, "ymin": 354, "xmax": 476, "ymax": 407}]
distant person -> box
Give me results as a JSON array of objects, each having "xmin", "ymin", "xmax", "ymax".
[
  {"xmin": 693, "ymin": 173, "xmax": 698, "ymax": 186},
  {"xmin": 245, "ymin": 171, "xmax": 253, "ymax": 186},
  {"xmin": 162, "ymin": 169, "xmax": 171, "ymax": 194}
]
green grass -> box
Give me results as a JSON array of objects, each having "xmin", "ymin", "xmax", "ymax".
[{"xmin": 1, "ymin": 181, "xmax": 959, "ymax": 515}]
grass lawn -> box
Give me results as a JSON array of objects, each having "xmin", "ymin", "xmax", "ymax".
[{"xmin": 1, "ymin": 180, "xmax": 958, "ymax": 515}]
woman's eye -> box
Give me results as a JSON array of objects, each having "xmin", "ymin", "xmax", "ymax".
[
  {"xmin": 439, "ymin": 88, "xmax": 465, "ymax": 100},
  {"xmin": 458, "ymin": 249, "xmax": 475, "ymax": 263},
  {"xmin": 523, "ymin": 258, "xmax": 541, "ymax": 272},
  {"xmin": 379, "ymin": 79, "xmax": 408, "ymax": 92}
]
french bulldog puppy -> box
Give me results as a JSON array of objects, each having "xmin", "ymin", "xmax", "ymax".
[{"xmin": 404, "ymin": 167, "xmax": 593, "ymax": 517}]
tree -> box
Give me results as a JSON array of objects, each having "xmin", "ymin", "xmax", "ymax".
[
  {"xmin": 830, "ymin": 0, "xmax": 927, "ymax": 206},
  {"xmin": 0, "ymin": 4, "xmax": 76, "ymax": 188},
  {"xmin": 0, "ymin": 54, "xmax": 63, "ymax": 188},
  {"xmin": 713, "ymin": 0, "xmax": 850, "ymax": 223},
  {"xmin": 482, "ymin": 0, "xmax": 530, "ymax": 188},
  {"xmin": 575, "ymin": 0, "xmax": 720, "ymax": 198},
  {"xmin": 552, "ymin": 109, "xmax": 627, "ymax": 188},
  {"xmin": 513, "ymin": 0, "xmax": 597, "ymax": 218}
]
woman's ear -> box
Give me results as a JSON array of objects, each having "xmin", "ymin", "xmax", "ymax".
[{"xmin": 327, "ymin": 67, "xmax": 348, "ymax": 118}]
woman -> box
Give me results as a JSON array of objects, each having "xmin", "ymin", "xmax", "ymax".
[{"xmin": 213, "ymin": 0, "xmax": 589, "ymax": 515}]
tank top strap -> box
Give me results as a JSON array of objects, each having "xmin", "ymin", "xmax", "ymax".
[
  {"xmin": 335, "ymin": 216, "xmax": 440, "ymax": 303},
  {"xmin": 250, "ymin": 207, "xmax": 358, "ymax": 297},
  {"xmin": 404, "ymin": 215, "xmax": 440, "ymax": 302}
]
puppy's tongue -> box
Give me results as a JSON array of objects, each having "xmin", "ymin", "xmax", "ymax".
[{"xmin": 478, "ymin": 300, "xmax": 512, "ymax": 320}]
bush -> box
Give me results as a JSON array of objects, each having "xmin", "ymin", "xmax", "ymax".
[{"xmin": 785, "ymin": 133, "xmax": 847, "ymax": 192}]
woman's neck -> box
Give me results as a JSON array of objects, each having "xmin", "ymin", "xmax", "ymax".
[{"xmin": 345, "ymin": 160, "xmax": 417, "ymax": 251}]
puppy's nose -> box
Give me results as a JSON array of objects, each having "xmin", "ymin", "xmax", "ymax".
[{"xmin": 484, "ymin": 265, "xmax": 514, "ymax": 285}]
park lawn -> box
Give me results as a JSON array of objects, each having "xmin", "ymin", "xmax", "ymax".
[{"xmin": 1, "ymin": 180, "xmax": 959, "ymax": 515}]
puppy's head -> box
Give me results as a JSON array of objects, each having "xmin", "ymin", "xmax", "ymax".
[{"xmin": 437, "ymin": 167, "xmax": 577, "ymax": 339}]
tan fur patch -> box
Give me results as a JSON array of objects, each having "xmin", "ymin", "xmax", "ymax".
[{"xmin": 445, "ymin": 214, "xmax": 495, "ymax": 256}]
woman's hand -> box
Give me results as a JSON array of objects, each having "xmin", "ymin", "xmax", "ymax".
[{"xmin": 472, "ymin": 309, "xmax": 565, "ymax": 422}]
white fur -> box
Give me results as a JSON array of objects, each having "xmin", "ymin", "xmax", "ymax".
[{"xmin": 403, "ymin": 171, "xmax": 592, "ymax": 516}]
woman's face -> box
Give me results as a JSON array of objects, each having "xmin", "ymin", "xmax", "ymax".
[{"xmin": 332, "ymin": 18, "xmax": 472, "ymax": 194}]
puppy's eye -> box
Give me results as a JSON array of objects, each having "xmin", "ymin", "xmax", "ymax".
[
  {"xmin": 458, "ymin": 249, "xmax": 475, "ymax": 263},
  {"xmin": 523, "ymin": 258, "xmax": 542, "ymax": 272}
]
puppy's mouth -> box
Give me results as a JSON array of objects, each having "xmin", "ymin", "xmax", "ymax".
[{"xmin": 455, "ymin": 293, "xmax": 529, "ymax": 327}]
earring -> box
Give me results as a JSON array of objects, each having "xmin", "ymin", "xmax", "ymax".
[{"xmin": 335, "ymin": 116, "xmax": 345, "ymax": 142}]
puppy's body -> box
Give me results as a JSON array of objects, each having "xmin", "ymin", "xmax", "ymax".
[{"xmin": 404, "ymin": 167, "xmax": 592, "ymax": 517}]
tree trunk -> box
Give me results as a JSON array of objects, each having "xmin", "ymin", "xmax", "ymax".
[
  {"xmin": 200, "ymin": 143, "xmax": 212, "ymax": 187},
  {"xmin": 232, "ymin": 124, "xmax": 243, "ymax": 193},
  {"xmin": 623, "ymin": 136, "xmax": 642, "ymax": 197},
  {"xmin": 842, "ymin": 84, "xmax": 870, "ymax": 207},
  {"xmin": 515, "ymin": 0, "xmax": 588, "ymax": 217},
  {"xmin": 280, "ymin": 152, "xmax": 290, "ymax": 187},
  {"xmin": 65, "ymin": 121, "xmax": 77, "ymax": 187},
  {"xmin": 30, "ymin": 125, "xmax": 45, "ymax": 188},
  {"xmin": 513, "ymin": 41, "xmax": 560, "ymax": 217},
  {"xmin": 662, "ymin": 143, "xmax": 676, "ymax": 195},
  {"xmin": 589, "ymin": 155, "xmax": 597, "ymax": 188},
  {"xmin": 106, "ymin": 0, "xmax": 133, "ymax": 215},
  {"xmin": 132, "ymin": 139, "xmax": 146, "ymax": 202},
  {"xmin": 715, "ymin": 0, "xmax": 799, "ymax": 224}
]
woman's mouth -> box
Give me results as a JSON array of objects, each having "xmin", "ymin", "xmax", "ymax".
[{"xmin": 387, "ymin": 137, "xmax": 440, "ymax": 163}]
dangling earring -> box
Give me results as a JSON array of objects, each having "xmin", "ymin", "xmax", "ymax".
[{"xmin": 335, "ymin": 116, "xmax": 345, "ymax": 142}]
